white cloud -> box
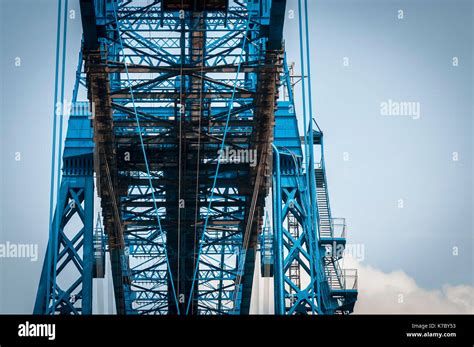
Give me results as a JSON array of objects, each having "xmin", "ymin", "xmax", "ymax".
[
  {"xmin": 344, "ymin": 257, "xmax": 474, "ymax": 314},
  {"xmin": 250, "ymin": 255, "xmax": 474, "ymax": 314}
]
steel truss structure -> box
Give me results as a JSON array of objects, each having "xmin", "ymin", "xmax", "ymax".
[{"xmin": 35, "ymin": 0, "xmax": 357, "ymax": 315}]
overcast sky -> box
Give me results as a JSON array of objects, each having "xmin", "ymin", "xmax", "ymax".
[{"xmin": 0, "ymin": 0, "xmax": 472, "ymax": 313}]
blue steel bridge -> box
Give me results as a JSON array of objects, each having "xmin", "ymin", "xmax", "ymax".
[{"xmin": 34, "ymin": 0, "xmax": 357, "ymax": 315}]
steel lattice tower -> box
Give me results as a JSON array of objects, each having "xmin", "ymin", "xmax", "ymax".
[{"xmin": 35, "ymin": 0, "xmax": 357, "ymax": 315}]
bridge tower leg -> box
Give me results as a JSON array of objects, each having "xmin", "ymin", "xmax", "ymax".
[
  {"xmin": 34, "ymin": 105, "xmax": 95, "ymax": 314},
  {"xmin": 270, "ymin": 0, "xmax": 358, "ymax": 312}
]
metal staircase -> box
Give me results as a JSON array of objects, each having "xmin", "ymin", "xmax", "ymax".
[
  {"xmin": 313, "ymin": 132, "xmax": 357, "ymax": 314},
  {"xmin": 260, "ymin": 215, "xmax": 274, "ymax": 278},
  {"xmin": 315, "ymin": 167, "xmax": 332, "ymax": 239}
]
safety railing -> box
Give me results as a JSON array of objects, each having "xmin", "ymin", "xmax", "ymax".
[
  {"xmin": 342, "ymin": 269, "xmax": 358, "ymax": 290},
  {"xmin": 330, "ymin": 218, "xmax": 346, "ymax": 239},
  {"xmin": 327, "ymin": 267, "xmax": 358, "ymax": 291}
]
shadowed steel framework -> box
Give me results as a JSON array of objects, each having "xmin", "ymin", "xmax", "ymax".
[{"xmin": 34, "ymin": 0, "xmax": 357, "ymax": 315}]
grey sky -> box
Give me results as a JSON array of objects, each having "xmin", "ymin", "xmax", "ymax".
[
  {"xmin": 286, "ymin": 0, "xmax": 473, "ymax": 290},
  {"xmin": 0, "ymin": 0, "xmax": 472, "ymax": 313}
]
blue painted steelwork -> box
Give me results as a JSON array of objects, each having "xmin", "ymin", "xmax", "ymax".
[
  {"xmin": 36, "ymin": 0, "xmax": 357, "ymax": 315},
  {"xmin": 66, "ymin": 0, "xmax": 285, "ymax": 315},
  {"xmin": 35, "ymin": 0, "xmax": 97, "ymax": 313},
  {"xmin": 271, "ymin": 99, "xmax": 357, "ymax": 314},
  {"xmin": 269, "ymin": 0, "xmax": 358, "ymax": 314},
  {"xmin": 34, "ymin": 101, "xmax": 95, "ymax": 314}
]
